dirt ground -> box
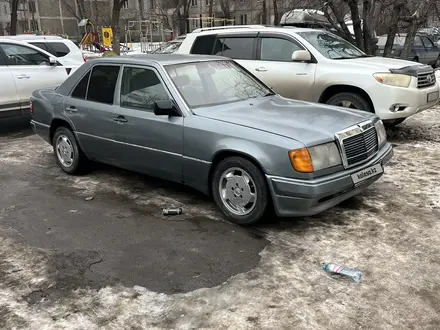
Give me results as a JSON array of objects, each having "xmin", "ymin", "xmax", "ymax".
[{"xmin": 1, "ymin": 109, "xmax": 440, "ymax": 329}]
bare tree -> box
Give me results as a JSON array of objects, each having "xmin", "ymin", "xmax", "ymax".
[
  {"xmin": 261, "ymin": 0, "xmax": 267, "ymax": 24},
  {"xmin": 9, "ymin": 0, "xmax": 19, "ymax": 35},
  {"xmin": 220, "ymin": 0, "xmax": 232, "ymax": 19},
  {"xmin": 112, "ymin": 0, "xmax": 128, "ymax": 54},
  {"xmin": 400, "ymin": 0, "xmax": 435, "ymax": 59},
  {"xmin": 273, "ymin": 0, "xmax": 279, "ymax": 25},
  {"xmin": 382, "ymin": 0, "xmax": 405, "ymax": 57}
]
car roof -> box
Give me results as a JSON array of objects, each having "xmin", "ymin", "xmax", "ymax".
[
  {"xmin": 190, "ymin": 25, "xmax": 317, "ymax": 35},
  {"xmin": 0, "ymin": 35, "xmax": 64, "ymax": 40},
  {"xmin": 95, "ymin": 54, "xmax": 228, "ymax": 65}
]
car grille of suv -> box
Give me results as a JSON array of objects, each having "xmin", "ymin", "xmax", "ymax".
[
  {"xmin": 335, "ymin": 121, "xmax": 379, "ymax": 168},
  {"xmin": 417, "ymin": 71, "xmax": 436, "ymax": 88}
]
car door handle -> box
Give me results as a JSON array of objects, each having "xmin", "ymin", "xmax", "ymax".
[
  {"xmin": 17, "ymin": 74, "xmax": 30, "ymax": 79},
  {"xmin": 66, "ymin": 106, "xmax": 77, "ymax": 112},
  {"xmin": 113, "ymin": 115, "xmax": 127, "ymax": 123},
  {"xmin": 255, "ymin": 67, "xmax": 267, "ymax": 72}
]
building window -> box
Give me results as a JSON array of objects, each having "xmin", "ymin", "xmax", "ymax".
[
  {"xmin": 191, "ymin": 0, "xmax": 197, "ymax": 6},
  {"xmin": 205, "ymin": 0, "xmax": 208, "ymax": 5},
  {"xmin": 240, "ymin": 0, "xmax": 246, "ymax": 3},
  {"xmin": 240, "ymin": 14, "xmax": 247, "ymax": 25}
]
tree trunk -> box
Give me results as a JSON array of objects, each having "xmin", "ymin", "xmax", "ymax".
[
  {"xmin": 208, "ymin": 0, "xmax": 213, "ymax": 20},
  {"xmin": 273, "ymin": 0, "xmax": 279, "ymax": 25},
  {"xmin": 383, "ymin": 1, "xmax": 404, "ymax": 57},
  {"xmin": 347, "ymin": 0, "xmax": 364, "ymax": 50},
  {"xmin": 10, "ymin": 0, "xmax": 18, "ymax": 35},
  {"xmin": 400, "ymin": 22, "xmax": 418, "ymax": 60},
  {"xmin": 262, "ymin": 0, "xmax": 267, "ymax": 24},
  {"xmin": 112, "ymin": 3, "xmax": 122, "ymax": 55}
]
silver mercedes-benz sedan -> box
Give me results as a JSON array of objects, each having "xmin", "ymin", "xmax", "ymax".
[{"xmin": 30, "ymin": 54, "xmax": 393, "ymax": 225}]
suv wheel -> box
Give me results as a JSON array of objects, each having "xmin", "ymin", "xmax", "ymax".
[
  {"xmin": 326, "ymin": 92, "xmax": 373, "ymax": 112},
  {"xmin": 212, "ymin": 157, "xmax": 269, "ymax": 225}
]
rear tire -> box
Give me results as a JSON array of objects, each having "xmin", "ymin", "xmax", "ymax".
[
  {"xmin": 326, "ymin": 92, "xmax": 373, "ymax": 112},
  {"xmin": 52, "ymin": 126, "xmax": 88, "ymax": 174},
  {"xmin": 212, "ymin": 156, "xmax": 269, "ymax": 226}
]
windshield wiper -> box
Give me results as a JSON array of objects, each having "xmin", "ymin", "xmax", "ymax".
[{"xmin": 334, "ymin": 54, "xmax": 372, "ymax": 59}]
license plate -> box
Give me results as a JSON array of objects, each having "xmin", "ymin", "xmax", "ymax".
[
  {"xmin": 427, "ymin": 91, "xmax": 439, "ymax": 102},
  {"xmin": 351, "ymin": 164, "xmax": 383, "ymax": 184}
]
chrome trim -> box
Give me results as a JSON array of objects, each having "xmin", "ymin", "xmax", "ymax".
[
  {"xmin": 183, "ymin": 155, "xmax": 211, "ymax": 164},
  {"xmin": 30, "ymin": 119, "xmax": 50, "ymax": 128},
  {"xmin": 334, "ymin": 120, "xmax": 378, "ymax": 169}
]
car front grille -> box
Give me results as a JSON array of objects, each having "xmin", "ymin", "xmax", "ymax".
[
  {"xmin": 417, "ymin": 71, "xmax": 436, "ymax": 88},
  {"xmin": 335, "ymin": 121, "xmax": 379, "ymax": 168}
]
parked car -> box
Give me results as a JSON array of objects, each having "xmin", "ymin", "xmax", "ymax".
[
  {"xmin": 177, "ymin": 25, "xmax": 440, "ymax": 126},
  {"xmin": 0, "ymin": 35, "xmax": 86, "ymax": 66},
  {"xmin": 376, "ymin": 33, "xmax": 440, "ymax": 67},
  {"xmin": 30, "ymin": 55, "xmax": 393, "ymax": 225},
  {"xmin": 0, "ymin": 39, "xmax": 79, "ymax": 119},
  {"xmin": 151, "ymin": 39, "xmax": 184, "ymax": 54}
]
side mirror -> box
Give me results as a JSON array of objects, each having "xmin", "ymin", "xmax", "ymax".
[
  {"xmin": 292, "ymin": 50, "xmax": 312, "ymax": 62},
  {"xmin": 153, "ymin": 100, "xmax": 181, "ymax": 116},
  {"xmin": 49, "ymin": 57, "xmax": 58, "ymax": 66}
]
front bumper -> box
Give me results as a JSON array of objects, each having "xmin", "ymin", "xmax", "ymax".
[
  {"xmin": 372, "ymin": 81, "xmax": 439, "ymax": 120},
  {"xmin": 266, "ymin": 142, "xmax": 393, "ymax": 217}
]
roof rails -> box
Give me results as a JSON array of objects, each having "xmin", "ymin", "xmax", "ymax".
[{"xmin": 192, "ymin": 25, "xmax": 266, "ymax": 33}]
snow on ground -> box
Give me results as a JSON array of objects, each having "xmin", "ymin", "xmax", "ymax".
[{"xmin": 1, "ymin": 108, "xmax": 440, "ymax": 329}]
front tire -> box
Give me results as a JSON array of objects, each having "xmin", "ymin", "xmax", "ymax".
[
  {"xmin": 383, "ymin": 118, "xmax": 405, "ymax": 128},
  {"xmin": 326, "ymin": 92, "xmax": 373, "ymax": 112},
  {"xmin": 52, "ymin": 127, "xmax": 87, "ymax": 174},
  {"xmin": 212, "ymin": 156, "xmax": 269, "ymax": 226}
]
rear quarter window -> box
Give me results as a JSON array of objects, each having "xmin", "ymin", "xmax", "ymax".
[
  {"xmin": 190, "ymin": 35, "xmax": 216, "ymax": 54},
  {"xmin": 50, "ymin": 42, "xmax": 70, "ymax": 57}
]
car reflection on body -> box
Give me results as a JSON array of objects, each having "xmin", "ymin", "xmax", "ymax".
[{"xmin": 30, "ymin": 55, "xmax": 393, "ymax": 225}]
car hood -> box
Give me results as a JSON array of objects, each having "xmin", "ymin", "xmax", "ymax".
[
  {"xmin": 193, "ymin": 96, "xmax": 377, "ymax": 146},
  {"xmin": 338, "ymin": 56, "xmax": 423, "ymax": 70}
]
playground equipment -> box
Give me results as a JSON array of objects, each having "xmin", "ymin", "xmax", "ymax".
[
  {"xmin": 126, "ymin": 19, "xmax": 168, "ymax": 53},
  {"xmin": 187, "ymin": 16, "xmax": 235, "ymax": 31},
  {"xmin": 78, "ymin": 18, "xmax": 100, "ymax": 51}
]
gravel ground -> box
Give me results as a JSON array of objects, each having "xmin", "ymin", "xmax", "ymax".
[{"xmin": 1, "ymin": 108, "xmax": 440, "ymax": 329}]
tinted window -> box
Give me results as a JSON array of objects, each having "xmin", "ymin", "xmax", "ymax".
[
  {"xmin": 190, "ymin": 35, "xmax": 216, "ymax": 54},
  {"xmin": 217, "ymin": 38, "xmax": 254, "ymax": 59},
  {"xmin": 0, "ymin": 43, "xmax": 49, "ymax": 65},
  {"xmin": 421, "ymin": 36, "xmax": 434, "ymax": 49},
  {"xmin": 86, "ymin": 66, "xmax": 120, "ymax": 104},
  {"xmin": 71, "ymin": 71, "xmax": 91, "ymax": 99},
  {"xmin": 50, "ymin": 42, "xmax": 70, "ymax": 57},
  {"xmin": 414, "ymin": 36, "xmax": 423, "ymax": 47},
  {"xmin": 29, "ymin": 42, "xmax": 50, "ymax": 52},
  {"xmin": 120, "ymin": 67, "xmax": 169, "ymax": 111},
  {"xmin": 260, "ymin": 38, "xmax": 302, "ymax": 61}
]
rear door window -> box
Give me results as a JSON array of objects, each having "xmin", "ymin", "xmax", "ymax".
[
  {"xmin": 86, "ymin": 65, "xmax": 120, "ymax": 105},
  {"xmin": 50, "ymin": 42, "xmax": 70, "ymax": 57},
  {"xmin": 213, "ymin": 37, "xmax": 254, "ymax": 60},
  {"xmin": 28, "ymin": 42, "xmax": 50, "ymax": 52}
]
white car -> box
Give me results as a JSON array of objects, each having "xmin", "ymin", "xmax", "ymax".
[
  {"xmin": 0, "ymin": 35, "xmax": 86, "ymax": 66},
  {"xmin": 0, "ymin": 39, "xmax": 79, "ymax": 119},
  {"xmin": 177, "ymin": 25, "xmax": 440, "ymax": 125}
]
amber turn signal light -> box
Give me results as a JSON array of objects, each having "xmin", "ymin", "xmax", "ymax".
[{"xmin": 288, "ymin": 148, "xmax": 314, "ymax": 173}]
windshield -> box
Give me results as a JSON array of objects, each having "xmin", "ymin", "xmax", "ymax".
[
  {"xmin": 165, "ymin": 60, "xmax": 272, "ymax": 108},
  {"xmin": 297, "ymin": 31, "xmax": 366, "ymax": 59},
  {"xmin": 153, "ymin": 41, "xmax": 182, "ymax": 54}
]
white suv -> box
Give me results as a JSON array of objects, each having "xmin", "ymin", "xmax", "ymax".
[
  {"xmin": 0, "ymin": 39, "xmax": 76, "ymax": 119},
  {"xmin": 177, "ymin": 25, "xmax": 440, "ymax": 125},
  {"xmin": 0, "ymin": 35, "xmax": 85, "ymax": 66}
]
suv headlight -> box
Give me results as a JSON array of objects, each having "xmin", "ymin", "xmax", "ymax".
[
  {"xmin": 374, "ymin": 120, "xmax": 387, "ymax": 146},
  {"xmin": 289, "ymin": 142, "xmax": 342, "ymax": 173},
  {"xmin": 373, "ymin": 73, "xmax": 411, "ymax": 88}
]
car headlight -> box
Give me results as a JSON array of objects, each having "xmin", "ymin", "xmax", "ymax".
[
  {"xmin": 373, "ymin": 73, "xmax": 411, "ymax": 88},
  {"xmin": 374, "ymin": 119, "xmax": 387, "ymax": 146},
  {"xmin": 289, "ymin": 142, "xmax": 342, "ymax": 173}
]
